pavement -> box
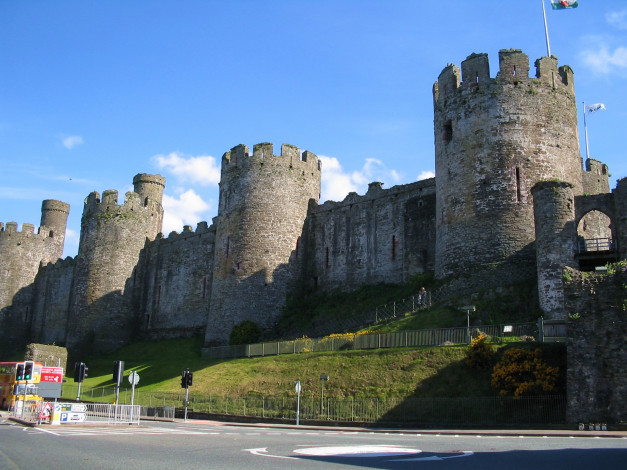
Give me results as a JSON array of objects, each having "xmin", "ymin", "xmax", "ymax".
[{"xmin": 3, "ymin": 411, "xmax": 626, "ymax": 438}]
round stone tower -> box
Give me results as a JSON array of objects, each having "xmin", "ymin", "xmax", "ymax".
[
  {"xmin": 532, "ymin": 181, "xmax": 578, "ymax": 319},
  {"xmin": 40, "ymin": 199, "xmax": 71, "ymax": 261},
  {"xmin": 204, "ymin": 143, "xmax": 321, "ymax": 346},
  {"xmin": 67, "ymin": 174, "xmax": 165, "ymax": 354},
  {"xmin": 0, "ymin": 199, "xmax": 69, "ymax": 356},
  {"xmin": 433, "ymin": 50, "xmax": 583, "ymax": 279}
]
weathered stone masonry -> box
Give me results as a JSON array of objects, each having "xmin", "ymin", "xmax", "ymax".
[{"xmin": 0, "ymin": 49, "xmax": 625, "ymax": 424}]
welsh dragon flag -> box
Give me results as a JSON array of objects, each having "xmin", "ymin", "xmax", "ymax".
[{"xmin": 550, "ymin": 0, "xmax": 579, "ymax": 9}]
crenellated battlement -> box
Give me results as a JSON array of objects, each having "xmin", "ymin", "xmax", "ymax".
[
  {"xmin": 38, "ymin": 255, "xmax": 76, "ymax": 271},
  {"xmin": 152, "ymin": 221, "xmax": 215, "ymax": 248},
  {"xmin": 434, "ymin": 49, "xmax": 575, "ymax": 103},
  {"xmin": 0, "ymin": 221, "xmax": 56, "ymax": 240},
  {"xmin": 83, "ymin": 189, "xmax": 159, "ymax": 219},
  {"xmin": 312, "ymin": 178, "xmax": 436, "ymax": 214},
  {"xmin": 221, "ymin": 142, "xmax": 322, "ymax": 174}
]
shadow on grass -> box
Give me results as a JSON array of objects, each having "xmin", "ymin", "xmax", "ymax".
[{"xmin": 376, "ymin": 342, "xmax": 567, "ymax": 428}]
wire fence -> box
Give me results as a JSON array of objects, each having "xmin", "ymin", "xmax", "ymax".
[
  {"xmin": 202, "ymin": 322, "xmax": 539, "ymax": 359},
  {"xmin": 294, "ymin": 292, "xmax": 437, "ymax": 339},
  {"xmin": 55, "ymin": 386, "xmax": 566, "ymax": 426}
]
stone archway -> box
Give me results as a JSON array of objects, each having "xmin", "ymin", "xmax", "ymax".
[{"xmin": 576, "ymin": 210, "xmax": 613, "ymax": 251}]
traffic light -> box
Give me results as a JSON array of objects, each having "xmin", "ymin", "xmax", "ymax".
[
  {"xmin": 23, "ymin": 361, "xmax": 34, "ymax": 381},
  {"xmin": 113, "ymin": 360, "xmax": 125, "ymax": 385},
  {"xmin": 74, "ymin": 362, "xmax": 88, "ymax": 382},
  {"xmin": 15, "ymin": 363, "xmax": 25, "ymax": 381},
  {"xmin": 186, "ymin": 372, "xmax": 193, "ymax": 387},
  {"xmin": 181, "ymin": 369, "xmax": 189, "ymax": 389}
]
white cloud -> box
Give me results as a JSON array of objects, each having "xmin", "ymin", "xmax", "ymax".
[
  {"xmin": 152, "ymin": 152, "xmax": 220, "ymax": 186},
  {"xmin": 418, "ymin": 170, "xmax": 435, "ymax": 180},
  {"xmin": 319, "ymin": 155, "xmax": 403, "ymax": 202},
  {"xmin": 161, "ymin": 189, "xmax": 211, "ymax": 235},
  {"xmin": 580, "ymin": 35, "xmax": 627, "ymax": 74},
  {"xmin": 606, "ymin": 10, "xmax": 627, "ymax": 30},
  {"xmin": 61, "ymin": 135, "xmax": 84, "ymax": 149}
]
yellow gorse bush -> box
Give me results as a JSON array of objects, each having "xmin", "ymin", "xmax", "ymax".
[{"xmin": 491, "ymin": 347, "xmax": 559, "ymax": 397}]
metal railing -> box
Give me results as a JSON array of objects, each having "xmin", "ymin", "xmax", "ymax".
[
  {"xmin": 178, "ymin": 395, "xmax": 565, "ymax": 426},
  {"xmin": 578, "ymin": 237, "xmax": 614, "ymax": 253},
  {"xmin": 10, "ymin": 402, "xmax": 141, "ymax": 425},
  {"xmin": 203, "ymin": 322, "xmax": 538, "ymax": 359}
]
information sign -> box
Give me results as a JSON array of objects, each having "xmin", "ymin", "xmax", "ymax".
[
  {"xmin": 40, "ymin": 367, "xmax": 64, "ymax": 383},
  {"xmin": 38, "ymin": 366, "xmax": 64, "ymax": 399}
]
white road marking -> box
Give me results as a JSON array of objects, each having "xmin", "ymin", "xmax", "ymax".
[
  {"xmin": 243, "ymin": 447, "xmax": 297, "ymax": 460},
  {"xmin": 293, "ymin": 445, "xmax": 421, "ymax": 458}
]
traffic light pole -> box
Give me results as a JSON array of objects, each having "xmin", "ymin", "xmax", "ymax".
[
  {"xmin": 76, "ymin": 382, "xmax": 82, "ymax": 402},
  {"xmin": 20, "ymin": 378, "xmax": 27, "ymax": 419},
  {"xmin": 184, "ymin": 387, "xmax": 189, "ymax": 422}
]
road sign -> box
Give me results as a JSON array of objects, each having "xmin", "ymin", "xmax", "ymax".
[
  {"xmin": 39, "ymin": 367, "xmax": 64, "ymax": 399},
  {"xmin": 38, "ymin": 402, "xmax": 53, "ymax": 420},
  {"xmin": 128, "ymin": 371, "xmax": 140, "ymax": 385},
  {"xmin": 40, "ymin": 367, "xmax": 64, "ymax": 383}
]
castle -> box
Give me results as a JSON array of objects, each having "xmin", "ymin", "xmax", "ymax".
[{"xmin": 1, "ymin": 49, "xmax": 625, "ymax": 361}]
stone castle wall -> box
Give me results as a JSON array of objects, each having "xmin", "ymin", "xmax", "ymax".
[
  {"xmin": 433, "ymin": 51, "xmax": 582, "ymax": 279},
  {"xmin": 0, "ymin": 49, "xmax": 622, "ymax": 376},
  {"xmin": 564, "ymin": 266, "xmax": 626, "ymax": 424},
  {"xmin": 138, "ymin": 222, "xmax": 215, "ymax": 340},
  {"xmin": 303, "ymin": 179, "xmax": 436, "ymax": 292},
  {"xmin": 205, "ymin": 143, "xmax": 321, "ymax": 345},
  {"xmin": 0, "ymin": 200, "xmax": 69, "ymax": 356},
  {"xmin": 66, "ymin": 175, "xmax": 165, "ymax": 354},
  {"xmin": 30, "ymin": 257, "xmax": 75, "ymax": 346}
]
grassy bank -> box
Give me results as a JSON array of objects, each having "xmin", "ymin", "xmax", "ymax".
[{"xmin": 62, "ymin": 336, "xmax": 564, "ymax": 404}]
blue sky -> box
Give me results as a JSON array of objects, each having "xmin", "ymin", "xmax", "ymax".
[{"xmin": 1, "ymin": 1, "xmax": 626, "ymax": 258}]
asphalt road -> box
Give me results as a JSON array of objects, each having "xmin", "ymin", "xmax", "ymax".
[{"xmin": 1, "ymin": 415, "xmax": 626, "ymax": 470}]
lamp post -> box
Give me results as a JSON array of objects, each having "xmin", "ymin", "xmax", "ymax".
[
  {"xmin": 458, "ymin": 305, "xmax": 475, "ymax": 343},
  {"xmin": 320, "ymin": 374, "xmax": 329, "ymax": 415}
]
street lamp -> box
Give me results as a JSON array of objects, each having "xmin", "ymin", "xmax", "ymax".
[
  {"xmin": 320, "ymin": 374, "xmax": 329, "ymax": 415},
  {"xmin": 458, "ymin": 305, "xmax": 475, "ymax": 343}
]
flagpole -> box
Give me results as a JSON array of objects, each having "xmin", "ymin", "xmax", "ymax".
[
  {"xmin": 582, "ymin": 101, "xmax": 590, "ymax": 159},
  {"xmin": 542, "ymin": 0, "xmax": 552, "ymax": 57}
]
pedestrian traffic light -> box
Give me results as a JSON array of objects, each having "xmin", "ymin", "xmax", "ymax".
[
  {"xmin": 15, "ymin": 363, "xmax": 25, "ymax": 381},
  {"xmin": 23, "ymin": 361, "xmax": 34, "ymax": 381},
  {"xmin": 181, "ymin": 369, "xmax": 189, "ymax": 389},
  {"xmin": 186, "ymin": 372, "xmax": 193, "ymax": 387},
  {"xmin": 113, "ymin": 360, "xmax": 125, "ymax": 385},
  {"xmin": 74, "ymin": 362, "xmax": 88, "ymax": 382}
]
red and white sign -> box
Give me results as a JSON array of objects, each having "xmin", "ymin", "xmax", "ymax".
[
  {"xmin": 40, "ymin": 367, "xmax": 64, "ymax": 383},
  {"xmin": 38, "ymin": 402, "xmax": 53, "ymax": 419}
]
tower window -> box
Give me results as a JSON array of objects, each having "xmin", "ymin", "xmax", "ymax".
[
  {"xmin": 444, "ymin": 121, "xmax": 453, "ymax": 143},
  {"xmin": 325, "ymin": 246, "xmax": 330, "ymax": 270},
  {"xmin": 515, "ymin": 167, "xmax": 522, "ymax": 203},
  {"xmin": 392, "ymin": 235, "xmax": 397, "ymax": 260}
]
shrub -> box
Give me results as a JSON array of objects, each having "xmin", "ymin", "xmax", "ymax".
[
  {"xmin": 465, "ymin": 333, "xmax": 495, "ymax": 370},
  {"xmin": 229, "ymin": 320, "xmax": 262, "ymax": 345},
  {"xmin": 491, "ymin": 347, "xmax": 559, "ymax": 397}
]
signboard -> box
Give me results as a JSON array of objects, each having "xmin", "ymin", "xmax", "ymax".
[
  {"xmin": 38, "ymin": 367, "xmax": 64, "ymax": 399},
  {"xmin": 52, "ymin": 403, "xmax": 87, "ymax": 425},
  {"xmin": 128, "ymin": 371, "xmax": 140, "ymax": 385},
  {"xmin": 40, "ymin": 367, "xmax": 64, "ymax": 383},
  {"xmin": 60, "ymin": 411, "xmax": 86, "ymax": 423}
]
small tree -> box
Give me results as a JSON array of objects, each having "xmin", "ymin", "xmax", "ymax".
[
  {"xmin": 491, "ymin": 347, "xmax": 559, "ymax": 397},
  {"xmin": 465, "ymin": 333, "xmax": 495, "ymax": 370},
  {"xmin": 229, "ymin": 320, "xmax": 262, "ymax": 345}
]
